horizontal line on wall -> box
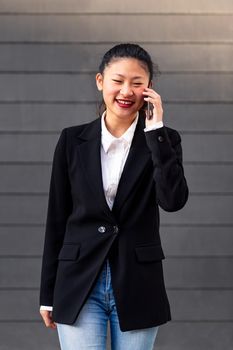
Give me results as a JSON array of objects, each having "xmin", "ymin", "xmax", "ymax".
[
  {"xmin": 1, "ymin": 161, "xmax": 233, "ymax": 166},
  {"xmin": 0, "ymin": 255, "xmax": 232, "ymax": 260},
  {"xmin": 0, "ymin": 130, "xmax": 233, "ymax": 135},
  {"xmin": 0, "ymin": 161, "xmax": 52, "ymax": 165},
  {"xmin": 0, "ymin": 320, "xmax": 42, "ymax": 323},
  {"xmin": 0, "ymin": 192, "xmax": 233, "ymax": 197},
  {"xmin": 0, "ymin": 319, "xmax": 232, "ymax": 323},
  {"xmin": 171, "ymin": 320, "xmax": 233, "ymax": 323},
  {"xmin": 0, "ymin": 12, "xmax": 233, "ymax": 16},
  {"xmin": 185, "ymin": 161, "xmax": 233, "ymax": 165},
  {"xmin": 0, "ymin": 70, "xmax": 232, "ymax": 75},
  {"xmin": 0, "ymin": 256, "xmax": 42, "ymax": 259},
  {"xmin": 167, "ymin": 256, "xmax": 233, "ymax": 259},
  {"xmin": 0, "ymin": 287, "xmax": 233, "ymax": 291},
  {"xmin": 0, "ymin": 41, "xmax": 233, "ymax": 45},
  {"xmin": 0, "ymin": 101, "xmax": 232, "ymax": 105},
  {"xmin": 0, "ymin": 287, "xmax": 39, "ymax": 290},
  {"xmin": 0, "ymin": 41, "xmax": 233, "ymax": 46},
  {"xmin": 0, "ymin": 223, "xmax": 45, "ymax": 227},
  {"xmin": 181, "ymin": 131, "xmax": 233, "ymax": 135},
  {"xmin": 163, "ymin": 223, "xmax": 233, "ymax": 227}
]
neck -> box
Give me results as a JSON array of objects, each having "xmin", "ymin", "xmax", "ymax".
[{"xmin": 104, "ymin": 112, "xmax": 137, "ymax": 138}]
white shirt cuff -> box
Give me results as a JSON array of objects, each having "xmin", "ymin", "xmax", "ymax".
[
  {"xmin": 144, "ymin": 121, "xmax": 164, "ymax": 132},
  {"xmin": 40, "ymin": 305, "xmax": 53, "ymax": 311}
]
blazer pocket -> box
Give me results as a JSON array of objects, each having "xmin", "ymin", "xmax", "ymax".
[
  {"xmin": 135, "ymin": 244, "xmax": 165, "ymax": 262},
  {"xmin": 58, "ymin": 243, "xmax": 81, "ymax": 261}
]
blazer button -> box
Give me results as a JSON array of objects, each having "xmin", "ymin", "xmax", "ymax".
[
  {"xmin": 158, "ymin": 135, "xmax": 164, "ymax": 142},
  {"xmin": 98, "ymin": 226, "xmax": 106, "ymax": 233}
]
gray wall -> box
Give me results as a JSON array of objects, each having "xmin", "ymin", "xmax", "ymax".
[{"xmin": 0, "ymin": 1, "xmax": 233, "ymax": 349}]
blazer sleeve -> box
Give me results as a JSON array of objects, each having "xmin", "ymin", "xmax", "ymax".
[
  {"xmin": 145, "ymin": 126, "xmax": 189, "ymax": 212},
  {"xmin": 39, "ymin": 128, "xmax": 72, "ymax": 306}
]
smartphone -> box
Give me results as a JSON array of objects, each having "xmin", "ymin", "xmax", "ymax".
[{"xmin": 142, "ymin": 101, "xmax": 154, "ymax": 120}]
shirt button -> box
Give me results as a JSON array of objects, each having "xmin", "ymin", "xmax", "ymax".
[
  {"xmin": 113, "ymin": 225, "xmax": 119, "ymax": 234},
  {"xmin": 98, "ymin": 226, "xmax": 106, "ymax": 233},
  {"xmin": 158, "ymin": 135, "xmax": 164, "ymax": 142}
]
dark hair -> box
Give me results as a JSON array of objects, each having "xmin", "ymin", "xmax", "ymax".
[
  {"xmin": 99, "ymin": 43, "xmax": 159, "ymax": 81},
  {"xmin": 97, "ymin": 43, "xmax": 160, "ymax": 116}
]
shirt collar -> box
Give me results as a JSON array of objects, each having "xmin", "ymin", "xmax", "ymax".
[{"xmin": 101, "ymin": 111, "xmax": 139, "ymax": 154}]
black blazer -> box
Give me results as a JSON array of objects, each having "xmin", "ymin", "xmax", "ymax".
[{"xmin": 39, "ymin": 114, "xmax": 189, "ymax": 331}]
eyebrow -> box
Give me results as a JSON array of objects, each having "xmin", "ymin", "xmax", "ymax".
[{"xmin": 113, "ymin": 74, "xmax": 144, "ymax": 80}]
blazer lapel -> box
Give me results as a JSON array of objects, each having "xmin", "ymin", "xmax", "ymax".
[
  {"xmin": 76, "ymin": 117, "xmax": 114, "ymax": 220},
  {"xmin": 112, "ymin": 115, "xmax": 151, "ymax": 213}
]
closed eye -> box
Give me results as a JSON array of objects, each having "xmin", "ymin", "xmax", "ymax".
[{"xmin": 112, "ymin": 79, "xmax": 122, "ymax": 83}]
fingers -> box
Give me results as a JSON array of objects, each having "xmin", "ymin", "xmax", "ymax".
[
  {"xmin": 142, "ymin": 88, "xmax": 163, "ymax": 123},
  {"xmin": 142, "ymin": 88, "xmax": 162, "ymax": 105},
  {"xmin": 40, "ymin": 310, "xmax": 57, "ymax": 329}
]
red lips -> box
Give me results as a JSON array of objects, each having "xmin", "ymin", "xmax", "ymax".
[{"xmin": 116, "ymin": 99, "xmax": 135, "ymax": 108}]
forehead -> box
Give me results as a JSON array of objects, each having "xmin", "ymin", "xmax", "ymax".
[{"xmin": 104, "ymin": 58, "xmax": 149, "ymax": 77}]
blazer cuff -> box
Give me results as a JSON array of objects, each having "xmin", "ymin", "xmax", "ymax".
[
  {"xmin": 144, "ymin": 126, "xmax": 180, "ymax": 165},
  {"xmin": 144, "ymin": 121, "xmax": 164, "ymax": 132}
]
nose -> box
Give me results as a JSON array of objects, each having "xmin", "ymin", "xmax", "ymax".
[{"xmin": 120, "ymin": 84, "xmax": 133, "ymax": 96}]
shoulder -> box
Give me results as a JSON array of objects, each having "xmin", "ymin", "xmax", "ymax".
[
  {"xmin": 60, "ymin": 117, "xmax": 100, "ymax": 142},
  {"xmin": 62, "ymin": 121, "xmax": 91, "ymax": 137}
]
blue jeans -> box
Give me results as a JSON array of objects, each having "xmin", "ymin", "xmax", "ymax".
[{"xmin": 56, "ymin": 258, "xmax": 159, "ymax": 350}]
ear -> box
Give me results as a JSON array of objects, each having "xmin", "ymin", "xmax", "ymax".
[{"xmin": 96, "ymin": 73, "xmax": 103, "ymax": 91}]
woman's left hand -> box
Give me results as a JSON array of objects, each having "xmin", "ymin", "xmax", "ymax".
[{"xmin": 142, "ymin": 88, "xmax": 163, "ymax": 127}]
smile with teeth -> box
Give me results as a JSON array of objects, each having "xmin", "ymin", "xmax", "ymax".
[{"xmin": 116, "ymin": 99, "xmax": 134, "ymax": 106}]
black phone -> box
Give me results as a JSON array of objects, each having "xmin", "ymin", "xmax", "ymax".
[{"xmin": 142, "ymin": 101, "xmax": 154, "ymax": 120}]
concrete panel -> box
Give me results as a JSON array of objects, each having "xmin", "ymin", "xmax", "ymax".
[
  {"xmin": 0, "ymin": 73, "xmax": 232, "ymax": 102},
  {"xmin": 155, "ymin": 322, "xmax": 233, "ymax": 350},
  {"xmin": 0, "ymin": 134, "xmax": 59, "ymax": 162},
  {"xmin": 168, "ymin": 290, "xmax": 233, "ymax": 320},
  {"xmin": 0, "ymin": 195, "xmax": 232, "ymax": 225},
  {"xmin": 0, "ymin": 44, "xmax": 233, "ymax": 72},
  {"xmin": 1, "ymin": 226, "xmax": 233, "ymax": 257},
  {"xmin": 0, "ymin": 226, "xmax": 44, "ymax": 256},
  {"xmin": 161, "ymin": 226, "xmax": 233, "ymax": 257},
  {"xmin": 0, "ymin": 104, "xmax": 97, "ymax": 131},
  {"xmin": 184, "ymin": 164, "xmax": 233, "ymax": 193},
  {"xmin": 0, "ymin": 195, "xmax": 47, "ymax": 224},
  {"xmin": 164, "ymin": 258, "xmax": 233, "ymax": 288},
  {"xmin": 0, "ymin": 323, "xmax": 59, "ymax": 350},
  {"xmin": 0, "ymin": 164, "xmax": 51, "ymax": 193},
  {"xmin": 0, "ymin": 290, "xmax": 232, "ymax": 320},
  {"xmin": 1, "ymin": 0, "xmax": 233, "ymax": 13},
  {"xmin": 1, "ymin": 164, "xmax": 232, "ymax": 194},
  {"xmin": 1, "ymin": 133, "xmax": 233, "ymax": 162},
  {"xmin": 164, "ymin": 104, "xmax": 233, "ymax": 132},
  {"xmin": 1, "ymin": 257, "xmax": 233, "ymax": 288},
  {"xmin": 0, "ymin": 15, "xmax": 232, "ymax": 42},
  {"xmin": 0, "ymin": 104, "xmax": 233, "ymax": 132},
  {"xmin": 160, "ymin": 195, "xmax": 233, "ymax": 226}
]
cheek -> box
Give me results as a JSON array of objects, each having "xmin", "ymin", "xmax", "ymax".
[
  {"xmin": 136, "ymin": 88, "xmax": 146, "ymax": 102},
  {"xmin": 102, "ymin": 83, "xmax": 119, "ymax": 98}
]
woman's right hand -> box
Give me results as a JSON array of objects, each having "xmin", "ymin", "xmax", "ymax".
[{"xmin": 40, "ymin": 310, "xmax": 57, "ymax": 329}]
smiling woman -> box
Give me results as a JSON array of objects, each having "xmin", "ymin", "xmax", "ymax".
[{"xmin": 39, "ymin": 43, "xmax": 189, "ymax": 350}]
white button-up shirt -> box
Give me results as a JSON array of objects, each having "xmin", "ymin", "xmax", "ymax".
[{"xmin": 101, "ymin": 112, "xmax": 139, "ymax": 210}]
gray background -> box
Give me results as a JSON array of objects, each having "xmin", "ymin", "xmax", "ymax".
[{"xmin": 0, "ymin": 0, "xmax": 233, "ymax": 349}]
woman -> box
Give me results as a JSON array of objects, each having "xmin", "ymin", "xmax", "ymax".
[{"xmin": 39, "ymin": 43, "xmax": 189, "ymax": 349}]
